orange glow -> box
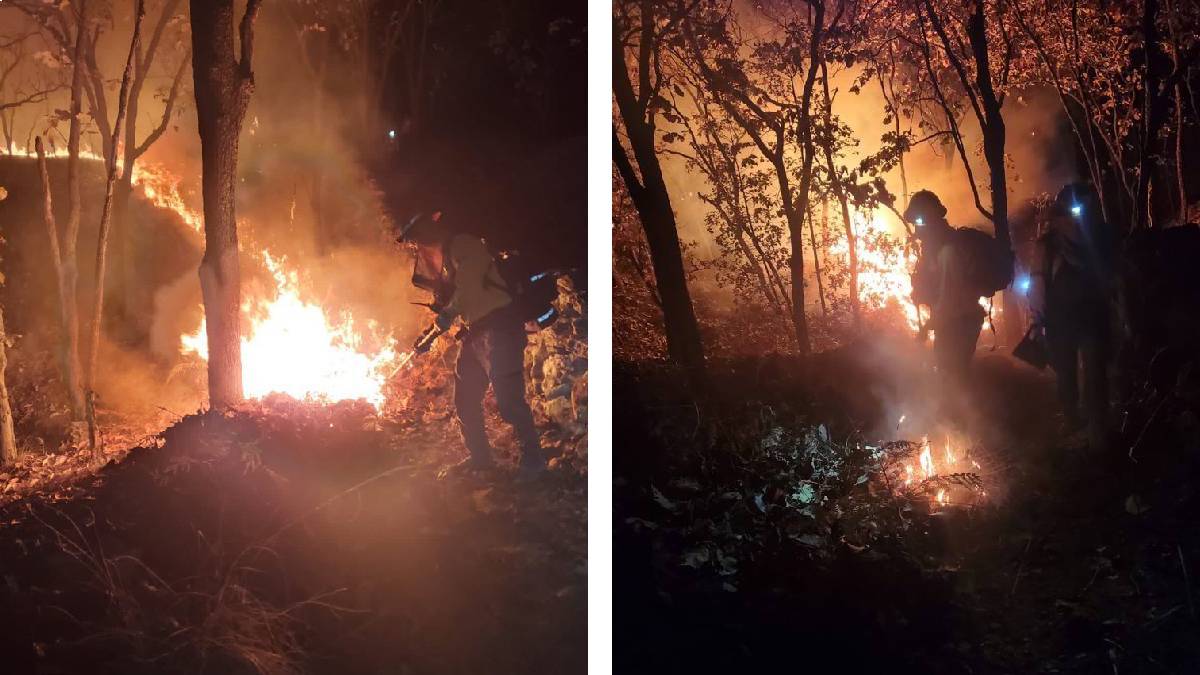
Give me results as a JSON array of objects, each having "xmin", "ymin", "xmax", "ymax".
[{"xmin": 181, "ymin": 251, "xmax": 397, "ymax": 408}]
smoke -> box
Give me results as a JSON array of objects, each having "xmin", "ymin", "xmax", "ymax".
[{"xmin": 654, "ymin": 6, "xmax": 1076, "ymax": 314}]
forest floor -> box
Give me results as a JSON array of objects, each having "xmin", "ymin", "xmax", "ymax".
[
  {"xmin": 0, "ymin": 393, "xmax": 587, "ymax": 675},
  {"xmin": 615, "ymin": 335, "xmax": 1200, "ymax": 674}
]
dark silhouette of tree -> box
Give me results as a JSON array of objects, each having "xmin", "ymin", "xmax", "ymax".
[{"xmin": 613, "ymin": 0, "xmax": 706, "ymax": 372}]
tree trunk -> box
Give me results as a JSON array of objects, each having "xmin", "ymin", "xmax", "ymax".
[
  {"xmin": 808, "ymin": 204, "xmax": 828, "ymax": 316},
  {"xmin": 1136, "ymin": 0, "xmax": 1171, "ymax": 229},
  {"xmin": 87, "ymin": 0, "xmax": 143, "ymax": 426},
  {"xmin": 1175, "ymin": 83, "xmax": 1186, "ymax": 224},
  {"xmin": 612, "ymin": 22, "xmax": 705, "ymax": 374},
  {"xmin": 0, "ymin": 306, "xmax": 17, "ymax": 465},
  {"xmin": 820, "ymin": 61, "xmax": 859, "ymax": 325},
  {"xmin": 967, "ymin": 0, "xmax": 1010, "ymax": 251},
  {"xmin": 190, "ymin": 0, "xmax": 262, "ymax": 408}
]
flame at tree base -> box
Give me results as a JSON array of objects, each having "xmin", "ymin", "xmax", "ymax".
[{"xmin": 182, "ymin": 252, "xmax": 397, "ymax": 409}]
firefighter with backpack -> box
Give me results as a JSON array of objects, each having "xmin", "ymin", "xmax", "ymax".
[
  {"xmin": 395, "ymin": 211, "xmax": 556, "ymax": 481},
  {"xmin": 906, "ymin": 190, "xmax": 1013, "ymax": 410},
  {"xmin": 1028, "ymin": 183, "xmax": 1114, "ymax": 449}
]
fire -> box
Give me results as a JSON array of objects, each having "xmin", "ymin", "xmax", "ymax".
[
  {"xmin": 831, "ymin": 208, "xmax": 1000, "ymax": 336},
  {"xmin": 182, "ymin": 252, "xmax": 397, "ymax": 408},
  {"xmin": 829, "ymin": 209, "xmax": 920, "ymax": 330},
  {"xmin": 9, "ymin": 146, "xmax": 399, "ymax": 407},
  {"xmin": 897, "ymin": 434, "xmax": 988, "ymax": 508}
]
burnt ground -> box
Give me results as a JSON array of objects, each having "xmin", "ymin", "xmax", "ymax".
[
  {"xmin": 614, "ymin": 336, "xmax": 1200, "ymax": 674},
  {"xmin": 0, "ymin": 396, "xmax": 587, "ymax": 675}
]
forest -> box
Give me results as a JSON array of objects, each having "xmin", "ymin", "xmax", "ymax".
[
  {"xmin": 0, "ymin": 1, "xmax": 587, "ymax": 673},
  {"xmin": 614, "ymin": 0, "xmax": 1200, "ymax": 672}
]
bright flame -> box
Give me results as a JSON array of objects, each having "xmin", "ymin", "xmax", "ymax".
[
  {"xmin": 182, "ymin": 251, "xmax": 397, "ymax": 408},
  {"xmin": 918, "ymin": 439, "xmax": 934, "ymax": 479},
  {"xmin": 829, "ymin": 209, "xmax": 919, "ymax": 329},
  {"xmin": 830, "ymin": 208, "xmax": 999, "ymax": 335},
  {"xmin": 9, "ymin": 147, "xmax": 397, "ymax": 407}
]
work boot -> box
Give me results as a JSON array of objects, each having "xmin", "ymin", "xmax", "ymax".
[
  {"xmin": 514, "ymin": 447, "xmax": 548, "ymax": 483},
  {"xmin": 438, "ymin": 453, "xmax": 496, "ymax": 481}
]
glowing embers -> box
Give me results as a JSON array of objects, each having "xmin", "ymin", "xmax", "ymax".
[
  {"xmin": 181, "ymin": 251, "xmax": 397, "ymax": 408},
  {"xmin": 895, "ymin": 434, "xmax": 988, "ymax": 510}
]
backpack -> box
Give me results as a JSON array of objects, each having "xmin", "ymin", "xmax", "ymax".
[
  {"xmin": 952, "ymin": 227, "xmax": 1014, "ymax": 296},
  {"xmin": 489, "ymin": 246, "xmax": 562, "ymax": 329}
]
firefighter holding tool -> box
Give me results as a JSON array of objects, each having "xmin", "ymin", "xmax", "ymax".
[{"xmin": 394, "ymin": 211, "xmax": 553, "ymax": 480}]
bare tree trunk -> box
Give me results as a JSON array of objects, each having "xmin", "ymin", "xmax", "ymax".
[
  {"xmin": 1176, "ymin": 84, "xmax": 1186, "ymax": 224},
  {"xmin": 190, "ymin": 0, "xmax": 263, "ymax": 408},
  {"xmin": 613, "ymin": 14, "xmax": 705, "ymax": 374},
  {"xmin": 1136, "ymin": 0, "xmax": 1171, "ymax": 229},
  {"xmin": 819, "ymin": 62, "xmax": 859, "ymax": 326},
  {"xmin": 0, "ymin": 305, "xmax": 16, "ymax": 465},
  {"xmin": 86, "ymin": 0, "xmax": 144, "ymax": 442},
  {"xmin": 966, "ymin": 0, "xmax": 1010, "ymax": 251},
  {"xmin": 808, "ymin": 204, "xmax": 828, "ymax": 316}
]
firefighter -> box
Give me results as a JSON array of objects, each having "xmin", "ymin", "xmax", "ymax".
[
  {"xmin": 1030, "ymin": 183, "xmax": 1114, "ymax": 448},
  {"xmin": 906, "ymin": 190, "xmax": 988, "ymax": 405},
  {"xmin": 395, "ymin": 211, "xmax": 546, "ymax": 479}
]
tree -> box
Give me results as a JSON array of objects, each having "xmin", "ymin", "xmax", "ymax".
[
  {"xmin": 1008, "ymin": 0, "xmax": 1199, "ymax": 230},
  {"xmin": 0, "ymin": 204, "xmax": 17, "ymax": 465},
  {"xmin": 0, "ymin": 26, "xmax": 59, "ymax": 154},
  {"xmin": 29, "ymin": 0, "xmax": 91, "ymax": 420},
  {"xmin": 900, "ymin": 0, "xmax": 1022, "ymax": 250},
  {"xmin": 113, "ymin": 0, "xmax": 189, "ymax": 315},
  {"xmin": 679, "ymin": 0, "xmax": 845, "ymax": 355},
  {"xmin": 663, "ymin": 76, "xmax": 793, "ymax": 336},
  {"xmin": 613, "ymin": 0, "xmax": 706, "ymax": 372},
  {"xmin": 189, "ymin": 0, "xmax": 263, "ymax": 408},
  {"xmin": 86, "ymin": 0, "xmax": 144, "ymax": 457}
]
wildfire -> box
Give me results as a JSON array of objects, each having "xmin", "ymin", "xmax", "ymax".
[
  {"xmin": 832, "ymin": 208, "xmax": 1000, "ymax": 336},
  {"xmin": 181, "ymin": 251, "xmax": 397, "ymax": 408},
  {"xmin": 7, "ymin": 146, "xmax": 401, "ymax": 408},
  {"xmin": 830, "ymin": 209, "xmax": 920, "ymax": 330},
  {"xmin": 899, "ymin": 434, "xmax": 988, "ymax": 509}
]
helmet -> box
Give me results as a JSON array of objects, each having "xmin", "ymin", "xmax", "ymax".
[
  {"xmin": 1053, "ymin": 183, "xmax": 1098, "ymax": 220},
  {"xmin": 395, "ymin": 210, "xmax": 443, "ymax": 243},
  {"xmin": 903, "ymin": 190, "xmax": 947, "ymax": 227}
]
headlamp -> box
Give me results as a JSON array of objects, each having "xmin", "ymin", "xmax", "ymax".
[
  {"xmin": 914, "ymin": 216, "xmax": 924, "ymax": 226},
  {"xmin": 1070, "ymin": 204, "xmax": 1082, "ymax": 218}
]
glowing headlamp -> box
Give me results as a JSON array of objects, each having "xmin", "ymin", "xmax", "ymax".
[
  {"xmin": 1016, "ymin": 274, "xmax": 1032, "ymax": 294},
  {"xmin": 1070, "ymin": 204, "xmax": 1082, "ymax": 217},
  {"xmin": 914, "ymin": 216, "xmax": 924, "ymax": 226}
]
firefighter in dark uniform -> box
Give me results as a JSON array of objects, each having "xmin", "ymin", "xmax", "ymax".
[
  {"xmin": 396, "ymin": 212, "xmax": 546, "ymax": 479},
  {"xmin": 1030, "ymin": 183, "xmax": 1114, "ymax": 448},
  {"xmin": 906, "ymin": 191, "xmax": 987, "ymax": 401}
]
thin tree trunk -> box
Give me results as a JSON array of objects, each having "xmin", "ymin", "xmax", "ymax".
[
  {"xmin": 820, "ymin": 62, "xmax": 859, "ymax": 326},
  {"xmin": 1136, "ymin": 0, "xmax": 1170, "ymax": 229},
  {"xmin": 0, "ymin": 306, "xmax": 17, "ymax": 465},
  {"xmin": 87, "ymin": 0, "xmax": 144, "ymax": 429},
  {"xmin": 808, "ymin": 204, "xmax": 828, "ymax": 316},
  {"xmin": 1175, "ymin": 83, "xmax": 1186, "ymax": 224},
  {"xmin": 190, "ymin": 0, "xmax": 263, "ymax": 408}
]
